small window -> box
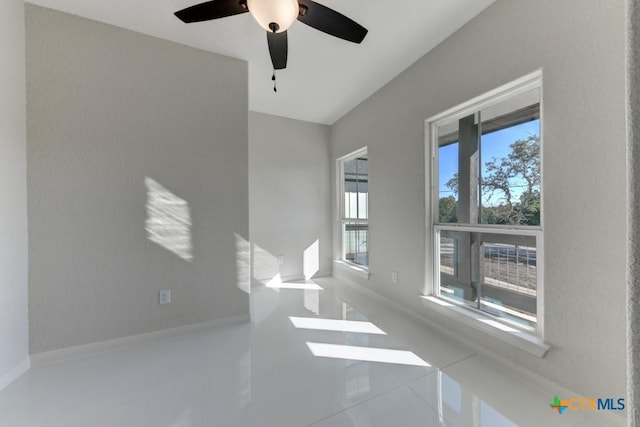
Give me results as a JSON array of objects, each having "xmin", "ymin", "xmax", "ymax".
[
  {"xmin": 339, "ymin": 149, "xmax": 368, "ymax": 268},
  {"xmin": 431, "ymin": 73, "xmax": 543, "ymax": 334}
]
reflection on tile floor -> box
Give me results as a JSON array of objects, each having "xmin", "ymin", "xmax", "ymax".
[{"xmin": 0, "ymin": 277, "xmax": 625, "ymax": 426}]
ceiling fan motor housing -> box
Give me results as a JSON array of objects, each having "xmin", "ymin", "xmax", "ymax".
[{"xmin": 246, "ymin": 0, "xmax": 299, "ymax": 33}]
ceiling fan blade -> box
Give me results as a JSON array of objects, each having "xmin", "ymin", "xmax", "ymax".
[
  {"xmin": 267, "ymin": 30, "xmax": 288, "ymax": 70},
  {"xmin": 175, "ymin": 0, "xmax": 248, "ymax": 23},
  {"xmin": 297, "ymin": 0, "xmax": 368, "ymax": 43}
]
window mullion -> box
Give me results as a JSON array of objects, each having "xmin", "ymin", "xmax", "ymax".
[{"xmin": 355, "ymin": 158, "xmax": 360, "ymax": 220}]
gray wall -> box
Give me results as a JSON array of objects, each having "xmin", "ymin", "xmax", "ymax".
[
  {"xmin": 249, "ymin": 112, "xmax": 331, "ymax": 283},
  {"xmin": 0, "ymin": 0, "xmax": 29, "ymax": 383},
  {"xmin": 331, "ymin": 0, "xmax": 626, "ymax": 398},
  {"xmin": 26, "ymin": 5, "xmax": 249, "ymax": 353}
]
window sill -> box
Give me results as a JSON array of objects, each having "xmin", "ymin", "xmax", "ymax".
[
  {"xmin": 420, "ymin": 295, "xmax": 550, "ymax": 358},
  {"xmin": 334, "ymin": 260, "xmax": 369, "ymax": 279}
]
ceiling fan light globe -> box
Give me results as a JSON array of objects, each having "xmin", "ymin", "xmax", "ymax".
[{"xmin": 247, "ymin": 0, "xmax": 299, "ymax": 33}]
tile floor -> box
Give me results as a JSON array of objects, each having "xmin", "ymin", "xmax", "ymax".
[{"xmin": 0, "ymin": 277, "xmax": 624, "ymax": 426}]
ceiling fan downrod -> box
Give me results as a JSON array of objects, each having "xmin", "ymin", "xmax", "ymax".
[{"xmin": 269, "ymin": 22, "xmax": 279, "ymax": 92}]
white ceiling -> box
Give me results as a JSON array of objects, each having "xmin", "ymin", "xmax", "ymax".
[{"xmin": 25, "ymin": 0, "xmax": 495, "ymax": 124}]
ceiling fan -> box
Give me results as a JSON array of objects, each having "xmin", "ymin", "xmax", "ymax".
[{"xmin": 174, "ymin": 0, "xmax": 368, "ymax": 88}]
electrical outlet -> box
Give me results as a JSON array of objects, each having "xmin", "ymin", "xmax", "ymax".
[
  {"xmin": 159, "ymin": 289, "xmax": 171, "ymax": 305},
  {"xmin": 391, "ymin": 271, "xmax": 398, "ymax": 283},
  {"xmin": 277, "ymin": 255, "xmax": 284, "ymax": 265}
]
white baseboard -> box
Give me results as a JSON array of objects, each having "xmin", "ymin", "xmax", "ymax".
[
  {"xmin": 333, "ymin": 260, "xmax": 369, "ymax": 282},
  {"xmin": 0, "ymin": 357, "xmax": 30, "ymax": 392},
  {"xmin": 336, "ymin": 278, "xmax": 626, "ymax": 426},
  {"xmin": 31, "ymin": 314, "xmax": 250, "ymax": 367},
  {"xmin": 311, "ymin": 270, "xmax": 333, "ymax": 280}
]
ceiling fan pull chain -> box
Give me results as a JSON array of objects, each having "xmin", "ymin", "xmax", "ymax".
[{"xmin": 272, "ymin": 69, "xmax": 277, "ymax": 92}]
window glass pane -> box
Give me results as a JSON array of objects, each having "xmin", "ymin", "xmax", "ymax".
[
  {"xmin": 439, "ymin": 230, "xmax": 539, "ymax": 329},
  {"xmin": 437, "ymin": 119, "xmax": 460, "ymax": 224},
  {"xmin": 343, "ymin": 221, "xmax": 368, "ymax": 267},
  {"xmin": 439, "ymin": 234, "xmax": 456, "ymax": 276},
  {"xmin": 438, "ymin": 142, "xmax": 459, "ymax": 223},
  {"xmin": 480, "ymin": 90, "xmax": 540, "ymax": 226},
  {"xmin": 343, "ymin": 156, "xmax": 368, "ymax": 220},
  {"xmin": 439, "ymin": 230, "xmax": 476, "ymax": 307},
  {"xmin": 341, "ymin": 150, "xmax": 368, "ymax": 268},
  {"xmin": 479, "ymin": 234, "xmax": 537, "ymax": 329},
  {"xmin": 481, "ymin": 88, "xmax": 539, "ymax": 124}
]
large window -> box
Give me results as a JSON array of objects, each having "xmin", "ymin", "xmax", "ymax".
[
  {"xmin": 339, "ymin": 149, "xmax": 368, "ymax": 268},
  {"xmin": 430, "ymin": 73, "xmax": 542, "ymax": 333}
]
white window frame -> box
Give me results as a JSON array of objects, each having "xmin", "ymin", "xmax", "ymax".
[
  {"xmin": 425, "ymin": 71, "xmax": 547, "ymax": 355},
  {"xmin": 338, "ymin": 147, "xmax": 369, "ymax": 270}
]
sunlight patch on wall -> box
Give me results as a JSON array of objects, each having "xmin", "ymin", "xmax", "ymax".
[
  {"xmin": 235, "ymin": 234, "xmax": 251, "ymax": 294},
  {"xmin": 145, "ymin": 177, "xmax": 193, "ymax": 261},
  {"xmin": 303, "ymin": 239, "xmax": 320, "ymax": 280},
  {"xmin": 253, "ymin": 243, "xmax": 279, "ymax": 283}
]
